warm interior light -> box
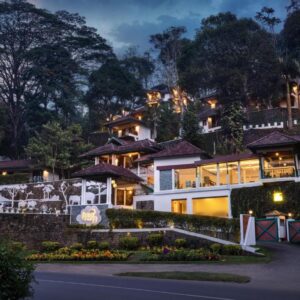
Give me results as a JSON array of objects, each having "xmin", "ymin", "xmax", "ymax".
[
  {"xmin": 118, "ymin": 129, "xmax": 122, "ymax": 137},
  {"xmin": 211, "ymin": 103, "xmax": 216, "ymax": 109},
  {"xmin": 43, "ymin": 170, "xmax": 49, "ymax": 179},
  {"xmin": 2, "ymin": 171, "xmax": 7, "ymax": 176},
  {"xmin": 135, "ymin": 125, "xmax": 140, "ymax": 132},
  {"xmin": 115, "ymin": 158, "xmax": 119, "ymax": 165},
  {"xmin": 273, "ymin": 192, "xmax": 283, "ymax": 202},
  {"xmin": 275, "ymin": 152, "xmax": 279, "ymax": 157}
]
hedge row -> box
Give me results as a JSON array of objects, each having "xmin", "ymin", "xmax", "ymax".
[
  {"xmin": 0, "ymin": 173, "xmax": 30, "ymax": 185},
  {"xmin": 231, "ymin": 182, "xmax": 300, "ymax": 218},
  {"xmin": 106, "ymin": 209, "xmax": 239, "ymax": 236}
]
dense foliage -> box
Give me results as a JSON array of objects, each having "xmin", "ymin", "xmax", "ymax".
[
  {"xmin": 231, "ymin": 182, "xmax": 300, "ymax": 218},
  {"xmin": 0, "ymin": 240, "xmax": 35, "ymax": 300}
]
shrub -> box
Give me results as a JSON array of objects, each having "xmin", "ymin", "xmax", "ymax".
[
  {"xmin": 57, "ymin": 247, "xmax": 71, "ymax": 255},
  {"xmin": 210, "ymin": 243, "xmax": 222, "ymax": 254},
  {"xmin": 11, "ymin": 241, "xmax": 26, "ymax": 251},
  {"xmin": 99, "ymin": 241, "xmax": 110, "ymax": 250},
  {"xmin": 0, "ymin": 240, "xmax": 35, "ymax": 300},
  {"xmin": 70, "ymin": 243, "xmax": 84, "ymax": 251},
  {"xmin": 41, "ymin": 241, "xmax": 60, "ymax": 252},
  {"xmin": 106, "ymin": 209, "xmax": 239, "ymax": 242},
  {"xmin": 174, "ymin": 238, "xmax": 187, "ymax": 248},
  {"xmin": 146, "ymin": 233, "xmax": 164, "ymax": 247},
  {"xmin": 222, "ymin": 245, "xmax": 243, "ymax": 255},
  {"xmin": 87, "ymin": 240, "xmax": 98, "ymax": 249},
  {"xmin": 119, "ymin": 237, "xmax": 139, "ymax": 250}
]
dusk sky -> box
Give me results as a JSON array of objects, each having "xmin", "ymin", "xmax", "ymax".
[{"xmin": 30, "ymin": 0, "xmax": 288, "ymax": 55}]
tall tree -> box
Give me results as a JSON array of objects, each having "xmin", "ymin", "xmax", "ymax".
[
  {"xmin": 182, "ymin": 102, "xmax": 203, "ymax": 148},
  {"xmin": 84, "ymin": 59, "xmax": 145, "ymax": 131},
  {"xmin": 121, "ymin": 47, "xmax": 155, "ymax": 89},
  {"xmin": 0, "ymin": 0, "xmax": 113, "ymax": 157},
  {"xmin": 26, "ymin": 122, "xmax": 90, "ymax": 179},
  {"xmin": 150, "ymin": 26, "xmax": 186, "ymax": 88}
]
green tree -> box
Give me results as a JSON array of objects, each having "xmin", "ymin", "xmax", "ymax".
[
  {"xmin": 150, "ymin": 26, "xmax": 187, "ymax": 88},
  {"xmin": 220, "ymin": 102, "xmax": 245, "ymax": 153},
  {"xmin": 156, "ymin": 102, "xmax": 180, "ymax": 142},
  {"xmin": 0, "ymin": 240, "xmax": 35, "ymax": 300},
  {"xmin": 84, "ymin": 59, "xmax": 145, "ymax": 131},
  {"xmin": 26, "ymin": 122, "xmax": 90, "ymax": 179},
  {"xmin": 121, "ymin": 47, "xmax": 155, "ymax": 89},
  {"xmin": 182, "ymin": 102, "xmax": 203, "ymax": 148},
  {"xmin": 0, "ymin": 0, "xmax": 113, "ymax": 157}
]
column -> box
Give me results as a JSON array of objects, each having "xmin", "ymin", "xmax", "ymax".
[
  {"xmin": 186, "ymin": 196, "xmax": 193, "ymax": 215},
  {"xmin": 81, "ymin": 179, "xmax": 86, "ymax": 205},
  {"xmin": 237, "ymin": 161, "xmax": 241, "ymax": 184},
  {"xmin": 106, "ymin": 177, "xmax": 112, "ymax": 206}
]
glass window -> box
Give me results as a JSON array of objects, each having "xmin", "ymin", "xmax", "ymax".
[
  {"xmin": 193, "ymin": 197, "xmax": 229, "ymax": 217},
  {"xmin": 240, "ymin": 159, "xmax": 260, "ymax": 183},
  {"xmin": 159, "ymin": 170, "xmax": 172, "ymax": 190},
  {"xmin": 200, "ymin": 164, "xmax": 217, "ymax": 187},
  {"xmin": 175, "ymin": 168, "xmax": 196, "ymax": 189},
  {"xmin": 227, "ymin": 162, "xmax": 239, "ymax": 184},
  {"xmin": 171, "ymin": 199, "xmax": 187, "ymax": 214},
  {"xmin": 219, "ymin": 163, "xmax": 228, "ymax": 185}
]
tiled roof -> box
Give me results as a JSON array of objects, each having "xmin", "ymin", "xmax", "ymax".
[
  {"xmin": 147, "ymin": 140, "xmax": 206, "ymax": 160},
  {"xmin": 80, "ymin": 139, "xmax": 159, "ymax": 157},
  {"xmin": 72, "ymin": 162, "xmax": 143, "ymax": 183},
  {"xmin": 0, "ymin": 159, "xmax": 34, "ymax": 171},
  {"xmin": 247, "ymin": 131, "xmax": 300, "ymax": 149},
  {"xmin": 105, "ymin": 116, "xmax": 145, "ymax": 128},
  {"xmin": 195, "ymin": 153, "xmax": 258, "ymax": 166}
]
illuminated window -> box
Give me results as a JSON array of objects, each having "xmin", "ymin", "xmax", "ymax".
[
  {"xmin": 219, "ymin": 163, "xmax": 227, "ymax": 185},
  {"xmin": 175, "ymin": 168, "xmax": 196, "ymax": 189},
  {"xmin": 240, "ymin": 159, "xmax": 260, "ymax": 183},
  {"xmin": 171, "ymin": 199, "xmax": 187, "ymax": 214},
  {"xmin": 193, "ymin": 197, "xmax": 229, "ymax": 217},
  {"xmin": 200, "ymin": 164, "xmax": 217, "ymax": 187},
  {"xmin": 227, "ymin": 162, "xmax": 239, "ymax": 184}
]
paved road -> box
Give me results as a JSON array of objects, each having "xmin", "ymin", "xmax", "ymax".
[{"xmin": 32, "ymin": 243, "xmax": 300, "ymax": 300}]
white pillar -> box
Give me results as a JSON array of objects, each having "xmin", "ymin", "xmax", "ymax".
[
  {"xmin": 187, "ymin": 196, "xmax": 193, "ymax": 215},
  {"xmin": 81, "ymin": 179, "xmax": 86, "ymax": 204},
  {"xmin": 95, "ymin": 157, "xmax": 99, "ymax": 165},
  {"xmin": 106, "ymin": 177, "xmax": 112, "ymax": 206}
]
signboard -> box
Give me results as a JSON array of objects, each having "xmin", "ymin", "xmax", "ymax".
[{"xmin": 76, "ymin": 205, "xmax": 101, "ymax": 226}]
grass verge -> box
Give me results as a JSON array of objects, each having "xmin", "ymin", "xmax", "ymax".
[{"xmin": 116, "ymin": 271, "xmax": 251, "ymax": 283}]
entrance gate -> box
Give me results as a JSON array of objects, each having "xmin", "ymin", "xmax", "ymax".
[
  {"xmin": 288, "ymin": 220, "xmax": 300, "ymax": 243},
  {"xmin": 255, "ymin": 218, "xmax": 279, "ymax": 242}
]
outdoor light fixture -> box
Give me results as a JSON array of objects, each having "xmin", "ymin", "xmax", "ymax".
[
  {"xmin": 273, "ymin": 191, "xmax": 283, "ymax": 202},
  {"xmin": 2, "ymin": 171, "xmax": 7, "ymax": 176},
  {"xmin": 275, "ymin": 152, "xmax": 279, "ymax": 157},
  {"xmin": 288, "ymin": 212, "xmax": 293, "ymax": 218},
  {"xmin": 111, "ymin": 180, "xmax": 116, "ymax": 185},
  {"xmin": 248, "ymin": 210, "xmax": 253, "ymax": 215}
]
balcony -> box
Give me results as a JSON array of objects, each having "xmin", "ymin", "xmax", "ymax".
[{"xmin": 262, "ymin": 166, "xmax": 296, "ymax": 179}]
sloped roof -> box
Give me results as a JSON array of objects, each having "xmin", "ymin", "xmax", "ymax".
[
  {"xmin": 196, "ymin": 153, "xmax": 258, "ymax": 166},
  {"xmin": 105, "ymin": 116, "xmax": 145, "ymax": 128},
  {"xmin": 247, "ymin": 131, "xmax": 300, "ymax": 149},
  {"xmin": 198, "ymin": 108, "xmax": 218, "ymax": 120},
  {"xmin": 72, "ymin": 162, "xmax": 143, "ymax": 183},
  {"xmin": 0, "ymin": 159, "xmax": 35, "ymax": 171},
  {"xmin": 80, "ymin": 139, "xmax": 159, "ymax": 158},
  {"xmin": 147, "ymin": 140, "xmax": 206, "ymax": 160}
]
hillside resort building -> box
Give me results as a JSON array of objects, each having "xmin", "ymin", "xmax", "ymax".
[{"xmin": 72, "ymin": 106, "xmax": 300, "ymax": 219}]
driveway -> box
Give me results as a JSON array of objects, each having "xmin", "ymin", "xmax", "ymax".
[{"xmin": 36, "ymin": 242, "xmax": 300, "ymax": 293}]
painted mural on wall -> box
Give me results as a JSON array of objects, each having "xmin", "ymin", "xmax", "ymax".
[{"xmin": 0, "ymin": 179, "xmax": 107, "ymax": 214}]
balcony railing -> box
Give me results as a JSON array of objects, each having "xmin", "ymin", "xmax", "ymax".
[{"xmin": 262, "ymin": 166, "xmax": 296, "ymax": 179}]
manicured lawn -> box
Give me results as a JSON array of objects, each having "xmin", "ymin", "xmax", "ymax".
[{"xmin": 116, "ymin": 271, "xmax": 251, "ymax": 283}]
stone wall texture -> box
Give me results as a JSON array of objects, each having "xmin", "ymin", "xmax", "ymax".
[{"xmin": 0, "ymin": 213, "xmax": 216, "ymax": 250}]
